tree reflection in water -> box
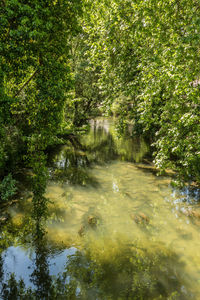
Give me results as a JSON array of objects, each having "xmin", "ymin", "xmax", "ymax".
[
  {"xmin": 47, "ymin": 119, "xmax": 150, "ymax": 188},
  {"xmin": 0, "ymin": 221, "xmax": 193, "ymax": 299}
]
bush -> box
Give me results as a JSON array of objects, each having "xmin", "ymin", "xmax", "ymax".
[{"xmin": 0, "ymin": 173, "xmax": 17, "ymax": 203}]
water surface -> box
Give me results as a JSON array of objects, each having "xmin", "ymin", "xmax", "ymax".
[{"xmin": 0, "ymin": 118, "xmax": 200, "ymax": 299}]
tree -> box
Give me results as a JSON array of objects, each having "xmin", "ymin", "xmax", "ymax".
[
  {"xmin": 80, "ymin": 0, "xmax": 200, "ymax": 185},
  {"xmin": 0, "ymin": 0, "xmax": 82, "ymax": 206}
]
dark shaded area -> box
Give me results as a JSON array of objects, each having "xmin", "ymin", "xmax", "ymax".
[{"xmin": 64, "ymin": 243, "xmax": 192, "ymax": 300}]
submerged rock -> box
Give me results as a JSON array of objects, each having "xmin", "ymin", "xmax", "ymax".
[
  {"xmin": 187, "ymin": 210, "xmax": 200, "ymax": 219},
  {"xmin": 78, "ymin": 225, "xmax": 86, "ymax": 236},
  {"xmin": 130, "ymin": 212, "xmax": 150, "ymax": 225},
  {"xmin": 88, "ymin": 215, "xmax": 98, "ymax": 227},
  {"xmin": 181, "ymin": 207, "xmax": 200, "ymax": 219},
  {"xmin": 182, "ymin": 208, "xmax": 200, "ymax": 226},
  {"xmin": 78, "ymin": 214, "xmax": 102, "ymax": 236}
]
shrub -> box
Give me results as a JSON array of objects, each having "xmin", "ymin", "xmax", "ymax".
[{"xmin": 0, "ymin": 173, "xmax": 17, "ymax": 203}]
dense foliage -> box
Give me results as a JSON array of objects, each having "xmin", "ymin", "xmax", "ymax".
[
  {"xmin": 0, "ymin": 0, "xmax": 80, "ymax": 161},
  {"xmin": 0, "ymin": 0, "xmax": 199, "ymax": 201},
  {"xmin": 0, "ymin": 0, "xmax": 82, "ymax": 206},
  {"xmin": 80, "ymin": 0, "xmax": 200, "ymax": 185}
]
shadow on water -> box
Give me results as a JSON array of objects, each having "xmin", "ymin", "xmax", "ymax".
[
  {"xmin": 65, "ymin": 240, "xmax": 191, "ymax": 300},
  {"xmin": 47, "ymin": 118, "xmax": 151, "ymax": 188},
  {"xmin": 48, "ymin": 144, "xmax": 99, "ymax": 188},
  {"xmin": 82, "ymin": 119, "xmax": 151, "ymax": 164}
]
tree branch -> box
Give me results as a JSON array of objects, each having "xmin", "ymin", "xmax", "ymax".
[{"xmin": 14, "ymin": 69, "xmax": 38, "ymax": 97}]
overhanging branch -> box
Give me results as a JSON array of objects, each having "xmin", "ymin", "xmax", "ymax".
[{"xmin": 14, "ymin": 69, "xmax": 38, "ymax": 98}]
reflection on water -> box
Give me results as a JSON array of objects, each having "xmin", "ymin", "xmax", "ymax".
[{"xmin": 0, "ymin": 118, "xmax": 200, "ymax": 299}]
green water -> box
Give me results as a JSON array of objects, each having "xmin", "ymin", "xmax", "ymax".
[{"xmin": 1, "ymin": 118, "xmax": 200, "ymax": 299}]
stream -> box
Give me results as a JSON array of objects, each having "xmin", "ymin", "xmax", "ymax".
[{"xmin": 0, "ymin": 118, "xmax": 200, "ymax": 299}]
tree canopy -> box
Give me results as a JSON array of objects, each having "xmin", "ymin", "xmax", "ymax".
[
  {"xmin": 79, "ymin": 0, "xmax": 200, "ymax": 185},
  {"xmin": 0, "ymin": 0, "xmax": 199, "ymax": 196}
]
